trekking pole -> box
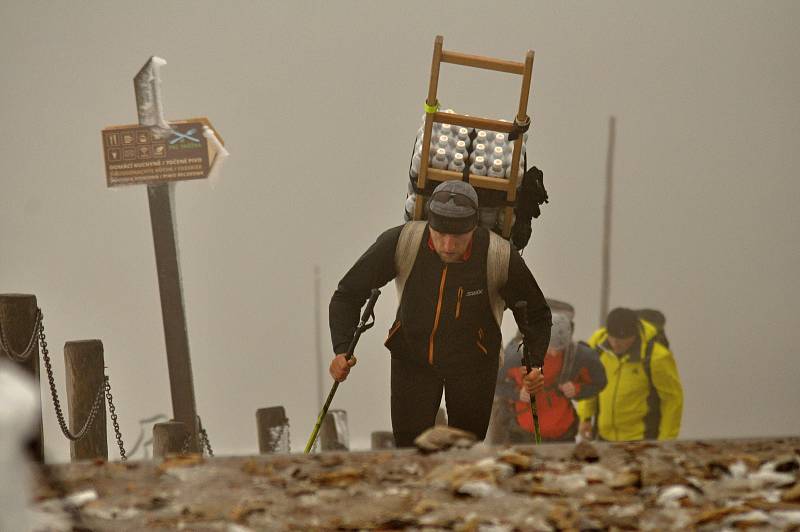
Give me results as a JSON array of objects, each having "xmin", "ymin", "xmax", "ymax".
[
  {"xmin": 511, "ymin": 301, "xmax": 542, "ymax": 444},
  {"xmin": 304, "ymin": 289, "xmax": 380, "ymax": 453}
]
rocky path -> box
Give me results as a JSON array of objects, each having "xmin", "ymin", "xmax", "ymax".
[{"xmin": 29, "ymin": 434, "xmax": 800, "ymax": 531}]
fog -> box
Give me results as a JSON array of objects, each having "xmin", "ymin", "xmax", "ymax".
[{"xmin": 1, "ymin": 1, "xmax": 798, "ymax": 462}]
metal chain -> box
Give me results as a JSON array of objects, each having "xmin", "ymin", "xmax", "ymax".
[
  {"xmin": 0, "ymin": 308, "xmax": 42, "ymax": 362},
  {"xmin": 179, "ymin": 416, "xmax": 214, "ymax": 457},
  {"xmin": 199, "ymin": 422, "xmax": 213, "ymax": 457},
  {"xmin": 39, "ymin": 313, "xmax": 107, "ymax": 442},
  {"xmin": 35, "ymin": 308, "xmax": 128, "ymax": 460},
  {"xmin": 104, "ymin": 376, "xmax": 127, "ymax": 461}
]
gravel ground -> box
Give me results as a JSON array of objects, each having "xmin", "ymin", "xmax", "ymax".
[{"xmin": 28, "ymin": 434, "xmax": 800, "ymax": 531}]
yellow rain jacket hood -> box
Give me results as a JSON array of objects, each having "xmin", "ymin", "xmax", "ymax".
[{"xmin": 576, "ymin": 319, "xmax": 683, "ymax": 441}]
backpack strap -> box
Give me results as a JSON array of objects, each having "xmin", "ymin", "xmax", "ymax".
[
  {"xmin": 642, "ymin": 337, "xmax": 661, "ymax": 439},
  {"xmin": 642, "ymin": 337, "xmax": 656, "ymax": 383},
  {"xmin": 487, "ymin": 230, "xmax": 510, "ymax": 329},
  {"xmin": 394, "ymin": 221, "xmax": 426, "ymax": 302}
]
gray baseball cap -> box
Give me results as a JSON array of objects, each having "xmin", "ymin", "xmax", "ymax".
[{"xmin": 427, "ymin": 181, "xmax": 479, "ymax": 234}]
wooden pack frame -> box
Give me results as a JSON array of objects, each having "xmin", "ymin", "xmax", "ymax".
[{"xmin": 414, "ymin": 35, "xmax": 535, "ymax": 239}]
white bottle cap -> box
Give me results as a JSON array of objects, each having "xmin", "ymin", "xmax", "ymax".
[
  {"xmin": 475, "ymin": 143, "xmax": 486, "ymax": 153},
  {"xmin": 458, "ymin": 127, "xmax": 469, "ymax": 137},
  {"xmin": 436, "ymin": 148, "xmax": 447, "ymax": 158},
  {"xmin": 492, "ymin": 159, "xmax": 503, "ymax": 168},
  {"xmin": 453, "ymin": 152, "xmax": 464, "ymax": 162},
  {"xmin": 456, "ymin": 140, "xmax": 466, "ymax": 150},
  {"xmin": 475, "ymin": 156, "xmax": 485, "ymax": 165},
  {"xmin": 493, "ymin": 146, "xmax": 504, "ymax": 157},
  {"xmin": 495, "ymin": 133, "xmax": 506, "ymax": 143}
]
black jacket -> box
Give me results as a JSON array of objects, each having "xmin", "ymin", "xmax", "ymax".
[{"xmin": 330, "ymin": 224, "xmax": 551, "ymax": 374}]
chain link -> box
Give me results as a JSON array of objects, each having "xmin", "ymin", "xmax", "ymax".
[
  {"xmin": 39, "ymin": 312, "xmax": 107, "ymax": 442},
  {"xmin": 11, "ymin": 307, "xmax": 128, "ymax": 460},
  {"xmin": 0, "ymin": 308, "xmax": 42, "ymax": 362},
  {"xmin": 179, "ymin": 416, "xmax": 214, "ymax": 457},
  {"xmin": 105, "ymin": 376, "xmax": 127, "ymax": 461},
  {"xmin": 199, "ymin": 422, "xmax": 213, "ymax": 457}
]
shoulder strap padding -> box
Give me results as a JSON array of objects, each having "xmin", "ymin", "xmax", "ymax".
[
  {"xmin": 487, "ymin": 230, "xmax": 511, "ymax": 329},
  {"xmin": 394, "ymin": 221, "xmax": 426, "ymax": 302}
]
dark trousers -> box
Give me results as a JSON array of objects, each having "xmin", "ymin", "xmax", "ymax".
[{"xmin": 391, "ymin": 357, "xmax": 498, "ymax": 447}]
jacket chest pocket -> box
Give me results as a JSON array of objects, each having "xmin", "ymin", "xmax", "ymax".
[{"xmin": 453, "ymin": 284, "xmax": 486, "ymax": 320}]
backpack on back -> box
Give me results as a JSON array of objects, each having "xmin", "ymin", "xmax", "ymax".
[{"xmin": 636, "ymin": 308, "xmax": 669, "ymax": 348}]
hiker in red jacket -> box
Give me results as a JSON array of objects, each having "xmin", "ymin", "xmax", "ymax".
[{"xmin": 497, "ymin": 312, "xmax": 607, "ymax": 442}]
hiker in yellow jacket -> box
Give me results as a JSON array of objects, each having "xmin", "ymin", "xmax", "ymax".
[{"xmin": 576, "ymin": 307, "xmax": 683, "ymax": 441}]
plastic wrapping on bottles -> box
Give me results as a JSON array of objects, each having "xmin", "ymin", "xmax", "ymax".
[
  {"xmin": 407, "ymin": 108, "xmax": 529, "ymax": 231},
  {"xmin": 469, "ymin": 155, "xmax": 488, "ymax": 176},
  {"xmin": 448, "ymin": 152, "xmax": 466, "ymax": 172}
]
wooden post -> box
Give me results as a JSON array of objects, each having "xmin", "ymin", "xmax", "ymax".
[
  {"xmin": 64, "ymin": 340, "xmax": 108, "ymax": 461},
  {"xmin": 152, "ymin": 421, "xmax": 189, "ymax": 457},
  {"xmin": 319, "ymin": 409, "xmax": 348, "ymax": 451},
  {"xmin": 599, "ymin": 116, "xmax": 616, "ymax": 325},
  {"xmin": 256, "ymin": 406, "xmax": 289, "ymax": 454},
  {"xmin": 0, "ymin": 294, "xmax": 43, "ymax": 462},
  {"xmin": 370, "ymin": 431, "xmax": 395, "ymax": 450},
  {"xmin": 147, "ymin": 182, "xmax": 200, "ymax": 451}
]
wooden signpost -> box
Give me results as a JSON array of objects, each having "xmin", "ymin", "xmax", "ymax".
[{"xmin": 101, "ymin": 57, "xmax": 228, "ymax": 451}]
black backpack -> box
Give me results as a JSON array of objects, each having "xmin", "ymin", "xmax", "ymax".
[{"xmin": 636, "ymin": 308, "xmax": 669, "ymax": 348}]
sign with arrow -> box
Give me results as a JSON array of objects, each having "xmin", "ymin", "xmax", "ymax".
[
  {"xmin": 102, "ymin": 118, "xmax": 224, "ymax": 187},
  {"xmin": 100, "ymin": 56, "xmax": 229, "ymax": 452}
]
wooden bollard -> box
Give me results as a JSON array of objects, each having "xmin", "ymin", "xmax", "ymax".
[
  {"xmin": 64, "ymin": 340, "xmax": 108, "ymax": 461},
  {"xmin": 319, "ymin": 409, "xmax": 348, "ymax": 451},
  {"xmin": 256, "ymin": 406, "xmax": 289, "ymax": 454},
  {"xmin": 153, "ymin": 421, "xmax": 189, "ymax": 457},
  {"xmin": 370, "ymin": 431, "xmax": 395, "ymax": 450},
  {"xmin": 0, "ymin": 294, "xmax": 44, "ymax": 462}
]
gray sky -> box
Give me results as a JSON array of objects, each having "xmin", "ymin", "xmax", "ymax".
[{"xmin": 1, "ymin": 1, "xmax": 798, "ymax": 462}]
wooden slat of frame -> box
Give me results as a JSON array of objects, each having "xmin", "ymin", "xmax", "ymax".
[
  {"xmin": 432, "ymin": 112, "xmax": 514, "ymax": 134},
  {"xmin": 440, "ymin": 50, "xmax": 525, "ymax": 75},
  {"xmin": 427, "ymin": 168, "xmax": 513, "ymax": 193},
  {"xmin": 415, "ymin": 35, "xmax": 445, "ymax": 220}
]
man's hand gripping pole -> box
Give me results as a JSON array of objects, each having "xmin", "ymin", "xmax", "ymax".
[
  {"xmin": 512, "ymin": 301, "xmax": 543, "ymax": 444},
  {"xmin": 304, "ymin": 289, "xmax": 381, "ymax": 453}
]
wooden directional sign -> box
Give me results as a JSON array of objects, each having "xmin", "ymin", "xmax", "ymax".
[
  {"xmin": 102, "ymin": 118, "xmax": 224, "ymax": 187},
  {"xmin": 100, "ymin": 56, "xmax": 229, "ymax": 453}
]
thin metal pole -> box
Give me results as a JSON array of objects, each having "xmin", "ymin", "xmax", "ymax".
[{"xmin": 599, "ymin": 116, "xmax": 616, "ymax": 326}]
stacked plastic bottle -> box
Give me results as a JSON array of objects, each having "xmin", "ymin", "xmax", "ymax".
[{"xmin": 406, "ymin": 110, "xmax": 528, "ymax": 231}]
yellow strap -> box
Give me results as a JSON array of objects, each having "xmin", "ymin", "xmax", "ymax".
[{"xmin": 424, "ymin": 100, "xmax": 440, "ymax": 114}]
